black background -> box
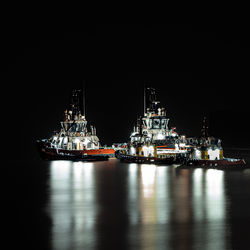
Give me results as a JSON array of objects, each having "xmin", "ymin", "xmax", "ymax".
[
  {"xmin": 1, "ymin": 23, "xmax": 250, "ymax": 160},
  {"xmin": 1, "ymin": 23, "xmax": 250, "ymax": 250}
]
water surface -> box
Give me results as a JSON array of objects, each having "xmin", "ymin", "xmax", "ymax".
[{"xmin": 4, "ymin": 149, "xmax": 250, "ymax": 250}]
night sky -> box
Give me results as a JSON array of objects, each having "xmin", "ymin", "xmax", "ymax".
[{"xmin": 1, "ymin": 24, "xmax": 250, "ymax": 160}]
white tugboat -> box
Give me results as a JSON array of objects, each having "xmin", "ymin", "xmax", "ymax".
[
  {"xmin": 37, "ymin": 89, "xmax": 115, "ymax": 161},
  {"xmin": 116, "ymin": 87, "xmax": 188, "ymax": 164},
  {"xmin": 184, "ymin": 117, "xmax": 246, "ymax": 169}
]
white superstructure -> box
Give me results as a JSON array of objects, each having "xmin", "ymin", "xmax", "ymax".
[
  {"xmin": 50, "ymin": 90, "xmax": 100, "ymax": 151},
  {"xmin": 128, "ymin": 87, "xmax": 188, "ymax": 157}
]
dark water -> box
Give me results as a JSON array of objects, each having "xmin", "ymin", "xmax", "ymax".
[{"xmin": 3, "ymin": 149, "xmax": 250, "ymax": 250}]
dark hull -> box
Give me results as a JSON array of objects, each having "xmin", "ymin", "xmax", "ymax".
[
  {"xmin": 115, "ymin": 150, "xmax": 185, "ymax": 165},
  {"xmin": 36, "ymin": 140, "xmax": 111, "ymax": 161},
  {"xmin": 182, "ymin": 158, "xmax": 247, "ymax": 170}
]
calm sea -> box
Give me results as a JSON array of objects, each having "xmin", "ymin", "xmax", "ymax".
[{"xmin": 3, "ymin": 149, "xmax": 250, "ymax": 250}]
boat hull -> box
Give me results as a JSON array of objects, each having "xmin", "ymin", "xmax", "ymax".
[
  {"xmin": 183, "ymin": 158, "xmax": 247, "ymax": 169},
  {"xmin": 115, "ymin": 150, "xmax": 186, "ymax": 165},
  {"xmin": 36, "ymin": 140, "xmax": 115, "ymax": 161}
]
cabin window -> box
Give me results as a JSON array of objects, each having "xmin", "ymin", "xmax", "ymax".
[
  {"xmin": 161, "ymin": 119, "xmax": 167, "ymax": 129},
  {"xmin": 153, "ymin": 119, "xmax": 160, "ymax": 129}
]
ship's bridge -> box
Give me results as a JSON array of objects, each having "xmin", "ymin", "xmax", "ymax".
[
  {"xmin": 61, "ymin": 120, "xmax": 87, "ymax": 133},
  {"xmin": 142, "ymin": 116, "xmax": 169, "ymax": 130}
]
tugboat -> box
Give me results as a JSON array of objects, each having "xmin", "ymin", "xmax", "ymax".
[
  {"xmin": 184, "ymin": 117, "xmax": 246, "ymax": 169},
  {"xmin": 115, "ymin": 86, "xmax": 188, "ymax": 164},
  {"xmin": 37, "ymin": 89, "xmax": 115, "ymax": 161}
]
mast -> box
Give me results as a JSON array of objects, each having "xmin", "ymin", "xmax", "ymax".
[
  {"xmin": 83, "ymin": 81, "xmax": 86, "ymax": 117},
  {"xmin": 144, "ymin": 83, "xmax": 146, "ymax": 114},
  {"xmin": 201, "ymin": 116, "xmax": 209, "ymax": 138}
]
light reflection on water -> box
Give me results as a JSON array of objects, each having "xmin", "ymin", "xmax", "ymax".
[
  {"xmin": 47, "ymin": 159, "xmax": 250, "ymax": 250},
  {"xmin": 50, "ymin": 161, "xmax": 96, "ymax": 249}
]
